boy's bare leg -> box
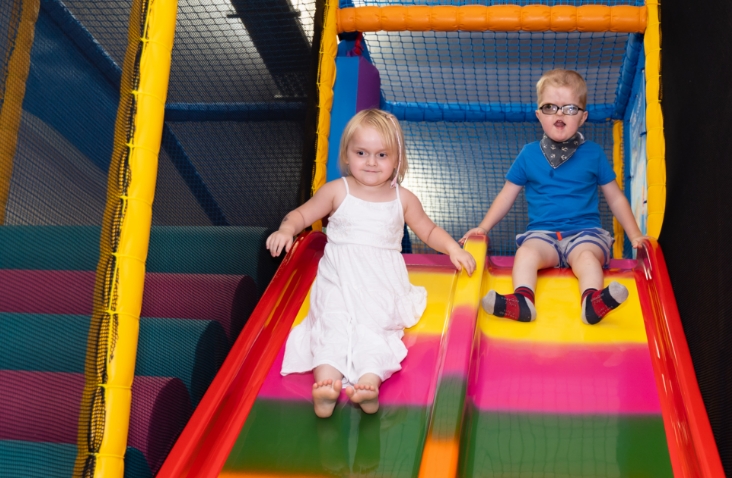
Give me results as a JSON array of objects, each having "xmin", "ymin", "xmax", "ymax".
[
  {"xmin": 345, "ymin": 373, "xmax": 381, "ymax": 414},
  {"xmin": 482, "ymin": 240, "xmax": 557, "ymax": 322},
  {"xmin": 313, "ymin": 364, "xmax": 343, "ymax": 418},
  {"xmin": 568, "ymin": 244, "xmax": 628, "ymax": 324},
  {"xmin": 567, "ymin": 244, "xmax": 605, "ymax": 291},
  {"xmin": 512, "ymin": 239, "xmax": 560, "ymax": 290}
]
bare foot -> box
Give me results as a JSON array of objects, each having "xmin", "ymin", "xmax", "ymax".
[
  {"xmin": 312, "ymin": 379, "xmax": 342, "ymax": 418},
  {"xmin": 345, "ymin": 383, "xmax": 380, "ymax": 414}
]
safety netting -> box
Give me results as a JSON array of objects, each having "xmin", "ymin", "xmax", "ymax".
[
  {"xmin": 359, "ymin": 28, "xmax": 634, "ymax": 254},
  {"xmin": 1, "ymin": 0, "xmax": 116, "ymax": 475},
  {"xmin": 0, "ymin": 0, "xmax": 315, "ymax": 476}
]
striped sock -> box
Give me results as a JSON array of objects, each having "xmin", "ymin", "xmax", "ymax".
[
  {"xmin": 482, "ymin": 286, "xmax": 536, "ymax": 322},
  {"xmin": 581, "ymin": 281, "xmax": 629, "ymax": 325}
]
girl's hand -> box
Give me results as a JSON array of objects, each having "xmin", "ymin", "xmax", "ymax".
[
  {"xmin": 449, "ymin": 248, "xmax": 477, "ymax": 276},
  {"xmin": 266, "ymin": 230, "xmax": 294, "ymax": 257},
  {"xmin": 459, "ymin": 227, "xmax": 487, "ymax": 246},
  {"xmin": 630, "ymin": 235, "xmax": 654, "ymax": 249}
]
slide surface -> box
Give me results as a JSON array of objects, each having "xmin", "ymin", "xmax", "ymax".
[{"xmin": 158, "ymin": 232, "xmax": 723, "ymax": 478}]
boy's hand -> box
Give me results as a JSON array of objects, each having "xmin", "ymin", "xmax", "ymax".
[
  {"xmin": 459, "ymin": 227, "xmax": 488, "ymax": 246},
  {"xmin": 266, "ymin": 230, "xmax": 294, "ymax": 257},
  {"xmin": 449, "ymin": 248, "xmax": 477, "ymax": 277},
  {"xmin": 630, "ymin": 235, "xmax": 654, "ymax": 249}
]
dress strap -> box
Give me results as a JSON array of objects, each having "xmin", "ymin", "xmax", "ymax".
[
  {"xmin": 341, "ymin": 176, "xmax": 350, "ymax": 195},
  {"xmin": 395, "ymin": 182, "xmax": 405, "ymax": 222}
]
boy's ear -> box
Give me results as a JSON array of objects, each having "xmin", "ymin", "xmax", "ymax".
[{"xmin": 579, "ymin": 109, "xmax": 589, "ymax": 125}]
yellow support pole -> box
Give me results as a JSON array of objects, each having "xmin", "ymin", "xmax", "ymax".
[
  {"xmin": 311, "ymin": 0, "xmax": 338, "ymax": 231},
  {"xmin": 0, "ymin": 0, "xmax": 40, "ymax": 223},
  {"xmin": 644, "ymin": 0, "xmax": 665, "ymax": 238},
  {"xmin": 74, "ymin": 0, "xmax": 177, "ymax": 476},
  {"xmin": 612, "ymin": 120, "xmax": 625, "ymax": 259}
]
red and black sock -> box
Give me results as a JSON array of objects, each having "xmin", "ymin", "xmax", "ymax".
[
  {"xmin": 483, "ymin": 286, "xmax": 536, "ymax": 322},
  {"xmin": 581, "ymin": 281, "xmax": 629, "ymax": 325}
]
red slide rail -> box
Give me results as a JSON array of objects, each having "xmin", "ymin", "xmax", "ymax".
[
  {"xmin": 635, "ymin": 238, "xmax": 724, "ymax": 478},
  {"xmin": 157, "ymin": 231, "xmax": 327, "ymax": 478}
]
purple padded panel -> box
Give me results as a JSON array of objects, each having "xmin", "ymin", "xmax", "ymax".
[
  {"xmin": 0, "ymin": 270, "xmax": 93, "ymax": 315},
  {"xmin": 0, "ymin": 370, "xmax": 84, "ymax": 443},
  {"xmin": 0, "ymin": 370, "xmax": 193, "ymax": 476},
  {"xmin": 0, "ymin": 270, "xmax": 257, "ymax": 341},
  {"xmin": 355, "ymin": 56, "xmax": 381, "ymax": 111},
  {"xmin": 128, "ymin": 376, "xmax": 192, "ymax": 475},
  {"xmin": 141, "ymin": 273, "xmax": 258, "ymax": 341}
]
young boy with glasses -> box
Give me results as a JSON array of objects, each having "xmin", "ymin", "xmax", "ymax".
[{"xmin": 461, "ymin": 69, "xmax": 648, "ymax": 325}]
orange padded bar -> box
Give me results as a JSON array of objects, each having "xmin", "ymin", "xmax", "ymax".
[
  {"xmin": 521, "ymin": 5, "xmax": 551, "ymax": 31},
  {"xmin": 550, "ymin": 5, "xmax": 577, "ymax": 31},
  {"xmin": 488, "ymin": 5, "xmax": 523, "ymax": 31},
  {"xmin": 337, "ymin": 5, "xmax": 646, "ymax": 33}
]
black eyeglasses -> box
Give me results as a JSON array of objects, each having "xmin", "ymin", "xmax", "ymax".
[{"xmin": 539, "ymin": 104, "xmax": 585, "ymax": 116}]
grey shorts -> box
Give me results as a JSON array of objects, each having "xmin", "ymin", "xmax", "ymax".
[{"xmin": 516, "ymin": 228, "xmax": 614, "ymax": 268}]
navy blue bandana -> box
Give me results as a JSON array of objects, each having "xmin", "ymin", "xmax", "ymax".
[{"xmin": 540, "ymin": 132, "xmax": 585, "ymax": 169}]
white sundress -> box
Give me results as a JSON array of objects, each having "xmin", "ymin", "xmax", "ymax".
[{"xmin": 281, "ymin": 177, "xmax": 427, "ymax": 385}]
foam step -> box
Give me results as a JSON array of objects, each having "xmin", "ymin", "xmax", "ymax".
[
  {"xmin": 141, "ymin": 273, "xmax": 257, "ymax": 341},
  {"xmin": 0, "ymin": 441, "xmax": 152, "ymax": 478},
  {"xmin": 0, "ymin": 313, "xmax": 228, "ymax": 404},
  {"xmin": 0, "ymin": 270, "xmax": 257, "ymax": 342},
  {"xmin": 0, "ymin": 440, "xmax": 77, "ymax": 477},
  {"xmin": 0, "ymin": 225, "xmax": 276, "ymax": 287},
  {"xmin": 0, "ymin": 370, "xmax": 83, "ymax": 443},
  {"xmin": 0, "ymin": 225, "xmax": 100, "ymax": 271},
  {"xmin": 129, "ymin": 376, "xmax": 192, "ymax": 475},
  {"xmin": 0, "ymin": 370, "xmax": 190, "ymax": 475}
]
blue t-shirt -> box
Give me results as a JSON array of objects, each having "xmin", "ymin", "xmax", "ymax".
[{"xmin": 506, "ymin": 140, "xmax": 616, "ymax": 232}]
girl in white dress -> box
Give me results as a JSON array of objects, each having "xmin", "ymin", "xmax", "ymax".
[{"xmin": 266, "ymin": 109, "xmax": 475, "ymax": 418}]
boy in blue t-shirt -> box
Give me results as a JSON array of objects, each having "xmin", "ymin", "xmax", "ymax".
[{"xmin": 462, "ymin": 69, "xmax": 648, "ymax": 325}]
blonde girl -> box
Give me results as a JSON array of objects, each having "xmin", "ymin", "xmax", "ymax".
[{"xmin": 267, "ymin": 109, "xmax": 475, "ymax": 417}]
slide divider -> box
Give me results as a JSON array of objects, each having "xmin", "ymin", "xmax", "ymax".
[{"xmin": 418, "ymin": 235, "xmax": 488, "ymax": 477}]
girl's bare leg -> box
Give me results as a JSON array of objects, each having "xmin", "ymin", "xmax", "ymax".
[
  {"xmin": 345, "ymin": 373, "xmax": 381, "ymax": 414},
  {"xmin": 313, "ymin": 364, "xmax": 343, "ymax": 418}
]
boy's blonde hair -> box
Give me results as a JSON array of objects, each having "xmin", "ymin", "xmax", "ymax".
[
  {"xmin": 536, "ymin": 69, "xmax": 588, "ymax": 108},
  {"xmin": 339, "ymin": 109, "xmax": 408, "ymax": 185}
]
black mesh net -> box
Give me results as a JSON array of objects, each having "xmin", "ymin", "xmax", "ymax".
[{"xmin": 0, "ymin": 0, "xmax": 314, "ymax": 475}]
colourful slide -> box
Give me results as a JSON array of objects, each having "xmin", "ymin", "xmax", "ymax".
[{"xmin": 157, "ymin": 232, "xmax": 723, "ymax": 478}]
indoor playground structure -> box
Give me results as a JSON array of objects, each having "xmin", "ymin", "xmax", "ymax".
[{"xmin": 0, "ymin": 0, "xmax": 726, "ymax": 477}]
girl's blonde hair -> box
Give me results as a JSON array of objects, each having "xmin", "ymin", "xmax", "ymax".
[
  {"xmin": 338, "ymin": 109, "xmax": 408, "ymax": 185},
  {"xmin": 536, "ymin": 69, "xmax": 588, "ymax": 108}
]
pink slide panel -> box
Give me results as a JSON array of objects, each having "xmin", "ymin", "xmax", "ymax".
[
  {"xmin": 469, "ymin": 336, "xmax": 662, "ymax": 414},
  {"xmin": 258, "ymin": 333, "xmax": 442, "ymax": 407}
]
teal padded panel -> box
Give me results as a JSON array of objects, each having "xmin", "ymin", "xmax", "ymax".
[
  {"xmin": 135, "ymin": 317, "xmax": 229, "ymax": 406},
  {"xmin": 0, "ymin": 313, "xmax": 88, "ymax": 373},
  {"xmin": 0, "ymin": 225, "xmax": 276, "ymax": 287},
  {"xmin": 0, "ymin": 225, "xmax": 100, "ymax": 271},
  {"xmin": 146, "ymin": 226, "xmax": 277, "ymax": 287},
  {"xmin": 0, "ymin": 312, "xmax": 227, "ymax": 405},
  {"xmin": 0, "ymin": 440, "xmax": 76, "ymax": 477},
  {"xmin": 0, "ymin": 441, "xmax": 152, "ymax": 478},
  {"xmin": 125, "ymin": 446, "xmax": 154, "ymax": 478}
]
